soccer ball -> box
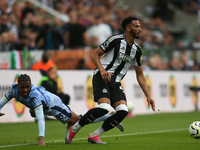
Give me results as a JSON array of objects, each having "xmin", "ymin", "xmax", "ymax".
[
  {"xmin": 189, "ymin": 121, "xmax": 200, "ymax": 139},
  {"xmin": 127, "ymin": 102, "xmax": 134, "ymax": 112}
]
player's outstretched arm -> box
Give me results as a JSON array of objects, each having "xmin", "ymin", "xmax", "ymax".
[
  {"xmin": 35, "ymin": 106, "xmax": 46, "ymax": 145},
  {"xmin": 0, "ymin": 97, "xmax": 9, "ymax": 116},
  {"xmin": 134, "ymin": 66, "xmax": 155, "ymax": 111}
]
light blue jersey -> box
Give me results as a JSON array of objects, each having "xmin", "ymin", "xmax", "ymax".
[
  {"xmin": 5, "ymin": 83, "xmax": 50, "ymax": 112},
  {"xmin": 0, "ymin": 83, "xmax": 72, "ymax": 137},
  {"xmin": 4, "ymin": 83, "xmax": 72, "ymax": 123}
]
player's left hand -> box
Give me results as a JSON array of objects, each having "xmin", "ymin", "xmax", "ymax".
[
  {"xmin": 37, "ymin": 136, "xmax": 46, "ymax": 145},
  {"xmin": 147, "ymin": 97, "xmax": 155, "ymax": 111},
  {"xmin": 0, "ymin": 112, "xmax": 5, "ymax": 116}
]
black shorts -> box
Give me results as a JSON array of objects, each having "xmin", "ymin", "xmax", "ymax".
[{"xmin": 93, "ymin": 71, "xmax": 126, "ymax": 106}]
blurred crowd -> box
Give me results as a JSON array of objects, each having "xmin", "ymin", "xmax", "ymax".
[
  {"xmin": 175, "ymin": 0, "xmax": 198, "ymax": 14},
  {"xmin": 152, "ymin": 0, "xmax": 198, "ymax": 22},
  {"xmin": 0, "ymin": 0, "xmax": 199, "ymax": 71}
]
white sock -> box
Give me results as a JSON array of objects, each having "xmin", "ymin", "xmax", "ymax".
[
  {"xmin": 90, "ymin": 126, "xmax": 105, "ymax": 137},
  {"xmin": 93, "ymin": 114, "xmax": 112, "ymax": 123},
  {"xmin": 104, "ymin": 113, "xmax": 112, "ymax": 119},
  {"xmin": 71, "ymin": 121, "xmax": 82, "ymax": 132},
  {"xmin": 93, "ymin": 111, "xmax": 115, "ymax": 123}
]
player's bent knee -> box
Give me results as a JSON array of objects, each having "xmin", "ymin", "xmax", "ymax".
[
  {"xmin": 102, "ymin": 104, "xmax": 128, "ymax": 131},
  {"xmin": 98, "ymin": 103, "xmax": 112, "ymax": 112},
  {"xmin": 115, "ymin": 104, "xmax": 128, "ymax": 118},
  {"xmin": 115, "ymin": 104, "xmax": 128, "ymax": 112}
]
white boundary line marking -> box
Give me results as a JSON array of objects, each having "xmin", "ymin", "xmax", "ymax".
[{"xmin": 0, "ymin": 128, "xmax": 187, "ymax": 148}]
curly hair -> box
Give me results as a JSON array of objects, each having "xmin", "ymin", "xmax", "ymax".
[
  {"xmin": 18, "ymin": 74, "xmax": 31, "ymax": 84},
  {"xmin": 121, "ymin": 16, "xmax": 138, "ymax": 30}
]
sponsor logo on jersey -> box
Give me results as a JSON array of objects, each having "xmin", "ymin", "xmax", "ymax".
[{"xmin": 117, "ymin": 52, "xmax": 133, "ymax": 63}]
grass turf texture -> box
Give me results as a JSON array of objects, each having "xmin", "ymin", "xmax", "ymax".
[{"xmin": 0, "ymin": 111, "xmax": 200, "ymax": 150}]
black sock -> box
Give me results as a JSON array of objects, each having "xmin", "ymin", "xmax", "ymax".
[
  {"xmin": 102, "ymin": 110, "xmax": 128, "ymax": 131},
  {"xmin": 79, "ymin": 107, "xmax": 108, "ymax": 127}
]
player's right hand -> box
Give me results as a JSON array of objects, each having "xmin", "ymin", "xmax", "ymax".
[
  {"xmin": 0, "ymin": 112, "xmax": 5, "ymax": 116},
  {"xmin": 100, "ymin": 70, "xmax": 113, "ymax": 82}
]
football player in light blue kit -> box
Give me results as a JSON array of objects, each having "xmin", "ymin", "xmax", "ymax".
[
  {"xmin": 0, "ymin": 74, "xmax": 124, "ymax": 145},
  {"xmin": 0, "ymin": 74, "xmax": 81, "ymax": 145}
]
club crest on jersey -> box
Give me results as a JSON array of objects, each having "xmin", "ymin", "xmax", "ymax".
[
  {"xmin": 131, "ymin": 50, "xmax": 136, "ymax": 57},
  {"xmin": 118, "ymin": 52, "xmax": 133, "ymax": 63},
  {"xmin": 102, "ymin": 88, "xmax": 107, "ymax": 93},
  {"xmin": 131, "ymin": 48, "xmax": 136, "ymax": 56}
]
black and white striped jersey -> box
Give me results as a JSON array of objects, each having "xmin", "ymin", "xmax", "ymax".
[{"xmin": 94, "ymin": 33, "xmax": 142, "ymax": 82}]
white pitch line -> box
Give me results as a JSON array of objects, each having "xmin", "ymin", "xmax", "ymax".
[{"xmin": 0, "ymin": 128, "xmax": 188, "ymax": 148}]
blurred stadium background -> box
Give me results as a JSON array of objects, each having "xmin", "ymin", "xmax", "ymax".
[
  {"xmin": 1, "ymin": 1, "xmax": 200, "ymax": 148},
  {"xmin": 0, "ymin": 0, "xmax": 200, "ymax": 121},
  {"xmin": 0, "ymin": 0, "xmax": 199, "ymax": 70}
]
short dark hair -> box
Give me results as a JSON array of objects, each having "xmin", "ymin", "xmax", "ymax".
[
  {"xmin": 121, "ymin": 16, "xmax": 138, "ymax": 30},
  {"xmin": 18, "ymin": 74, "xmax": 31, "ymax": 84}
]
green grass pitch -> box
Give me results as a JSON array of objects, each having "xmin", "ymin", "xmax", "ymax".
[{"xmin": 0, "ymin": 111, "xmax": 200, "ymax": 150}]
